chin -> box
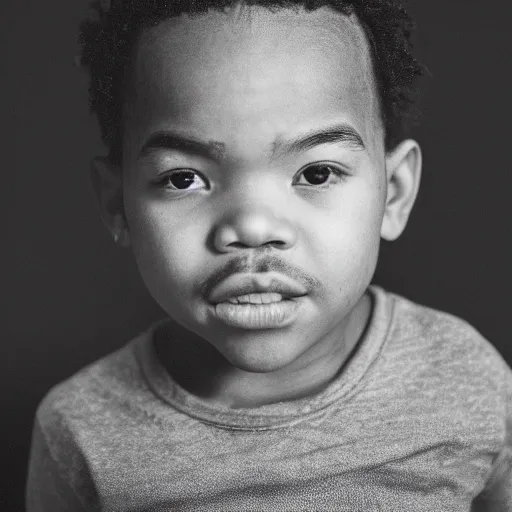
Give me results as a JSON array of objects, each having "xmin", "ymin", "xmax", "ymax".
[
  {"xmin": 229, "ymin": 358, "xmax": 289, "ymax": 374},
  {"xmin": 217, "ymin": 334, "xmax": 307, "ymax": 374}
]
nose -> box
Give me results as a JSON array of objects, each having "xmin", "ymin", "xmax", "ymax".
[{"xmin": 213, "ymin": 205, "xmax": 298, "ymax": 253}]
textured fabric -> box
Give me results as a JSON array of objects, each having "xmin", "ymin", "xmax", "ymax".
[{"xmin": 26, "ymin": 286, "xmax": 512, "ymax": 511}]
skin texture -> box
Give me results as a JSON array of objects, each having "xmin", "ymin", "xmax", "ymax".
[{"xmin": 91, "ymin": 5, "xmax": 422, "ymax": 408}]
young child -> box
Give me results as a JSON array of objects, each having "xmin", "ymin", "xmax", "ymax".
[{"xmin": 26, "ymin": 0, "xmax": 511, "ymax": 510}]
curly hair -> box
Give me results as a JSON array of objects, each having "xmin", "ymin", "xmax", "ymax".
[{"xmin": 78, "ymin": 0, "xmax": 425, "ymax": 164}]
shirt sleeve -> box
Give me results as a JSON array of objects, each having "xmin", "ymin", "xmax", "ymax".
[
  {"xmin": 26, "ymin": 420, "xmax": 90, "ymax": 512},
  {"xmin": 471, "ymin": 362, "xmax": 512, "ymax": 512}
]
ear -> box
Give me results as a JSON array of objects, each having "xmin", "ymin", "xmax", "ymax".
[
  {"xmin": 380, "ymin": 139, "xmax": 422, "ymax": 241},
  {"xmin": 90, "ymin": 157, "xmax": 131, "ymax": 247}
]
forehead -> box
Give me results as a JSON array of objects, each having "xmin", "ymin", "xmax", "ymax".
[{"xmin": 126, "ymin": 5, "xmax": 381, "ymax": 158}]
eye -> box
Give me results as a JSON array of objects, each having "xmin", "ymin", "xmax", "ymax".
[
  {"xmin": 155, "ymin": 169, "xmax": 208, "ymax": 191},
  {"xmin": 294, "ymin": 163, "xmax": 348, "ymax": 187}
]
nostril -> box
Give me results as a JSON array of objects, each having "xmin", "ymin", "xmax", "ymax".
[
  {"xmin": 226, "ymin": 240, "xmax": 285, "ymax": 249},
  {"xmin": 227, "ymin": 241, "xmax": 249, "ymax": 249}
]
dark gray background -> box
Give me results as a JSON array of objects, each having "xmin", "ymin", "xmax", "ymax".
[{"xmin": 3, "ymin": 0, "xmax": 511, "ymax": 509}]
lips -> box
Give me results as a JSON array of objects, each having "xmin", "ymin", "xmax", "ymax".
[{"xmin": 207, "ymin": 274, "xmax": 308, "ymax": 305}]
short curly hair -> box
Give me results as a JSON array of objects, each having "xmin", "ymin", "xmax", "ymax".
[{"xmin": 78, "ymin": 0, "xmax": 425, "ymax": 164}]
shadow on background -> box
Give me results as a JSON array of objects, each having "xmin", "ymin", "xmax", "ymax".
[{"xmin": 3, "ymin": 0, "xmax": 511, "ymax": 509}]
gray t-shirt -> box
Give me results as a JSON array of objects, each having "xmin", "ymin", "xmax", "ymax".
[{"xmin": 26, "ymin": 286, "xmax": 512, "ymax": 511}]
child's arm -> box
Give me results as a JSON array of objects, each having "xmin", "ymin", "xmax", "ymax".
[
  {"xmin": 471, "ymin": 369, "xmax": 512, "ymax": 512},
  {"xmin": 26, "ymin": 420, "xmax": 90, "ymax": 512},
  {"xmin": 471, "ymin": 443, "xmax": 512, "ymax": 511}
]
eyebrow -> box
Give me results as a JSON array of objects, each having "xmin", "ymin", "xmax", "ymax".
[
  {"xmin": 270, "ymin": 123, "xmax": 365, "ymax": 160},
  {"xmin": 138, "ymin": 122, "xmax": 365, "ymax": 163},
  {"xmin": 138, "ymin": 132, "xmax": 226, "ymax": 162}
]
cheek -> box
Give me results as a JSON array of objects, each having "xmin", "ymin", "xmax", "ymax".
[
  {"xmin": 311, "ymin": 183, "xmax": 384, "ymax": 280},
  {"xmin": 126, "ymin": 200, "xmax": 206, "ymax": 291}
]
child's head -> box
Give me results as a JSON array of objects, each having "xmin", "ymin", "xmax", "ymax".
[{"xmin": 82, "ymin": 0, "xmax": 424, "ymax": 375}]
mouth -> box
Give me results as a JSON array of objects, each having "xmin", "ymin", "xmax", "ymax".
[
  {"xmin": 206, "ymin": 274, "xmax": 307, "ymax": 329},
  {"xmin": 207, "ymin": 274, "xmax": 308, "ymax": 305},
  {"xmin": 225, "ymin": 292, "xmax": 287, "ymax": 305}
]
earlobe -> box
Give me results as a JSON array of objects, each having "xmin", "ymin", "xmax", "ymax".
[
  {"xmin": 90, "ymin": 157, "xmax": 130, "ymax": 247},
  {"xmin": 380, "ymin": 139, "xmax": 422, "ymax": 241}
]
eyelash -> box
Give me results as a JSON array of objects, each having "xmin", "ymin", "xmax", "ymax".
[
  {"xmin": 154, "ymin": 162, "xmax": 349, "ymax": 191},
  {"xmin": 154, "ymin": 169, "xmax": 210, "ymax": 191},
  {"xmin": 294, "ymin": 163, "xmax": 349, "ymax": 187}
]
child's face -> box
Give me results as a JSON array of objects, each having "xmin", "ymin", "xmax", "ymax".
[{"xmin": 108, "ymin": 6, "xmax": 416, "ymax": 374}]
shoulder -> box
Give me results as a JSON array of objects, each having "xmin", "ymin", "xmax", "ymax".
[
  {"xmin": 35, "ymin": 328, "xmax": 150, "ymax": 454},
  {"xmin": 385, "ymin": 288, "xmax": 508, "ymax": 375},
  {"xmin": 377, "ymin": 287, "xmax": 511, "ymax": 415}
]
